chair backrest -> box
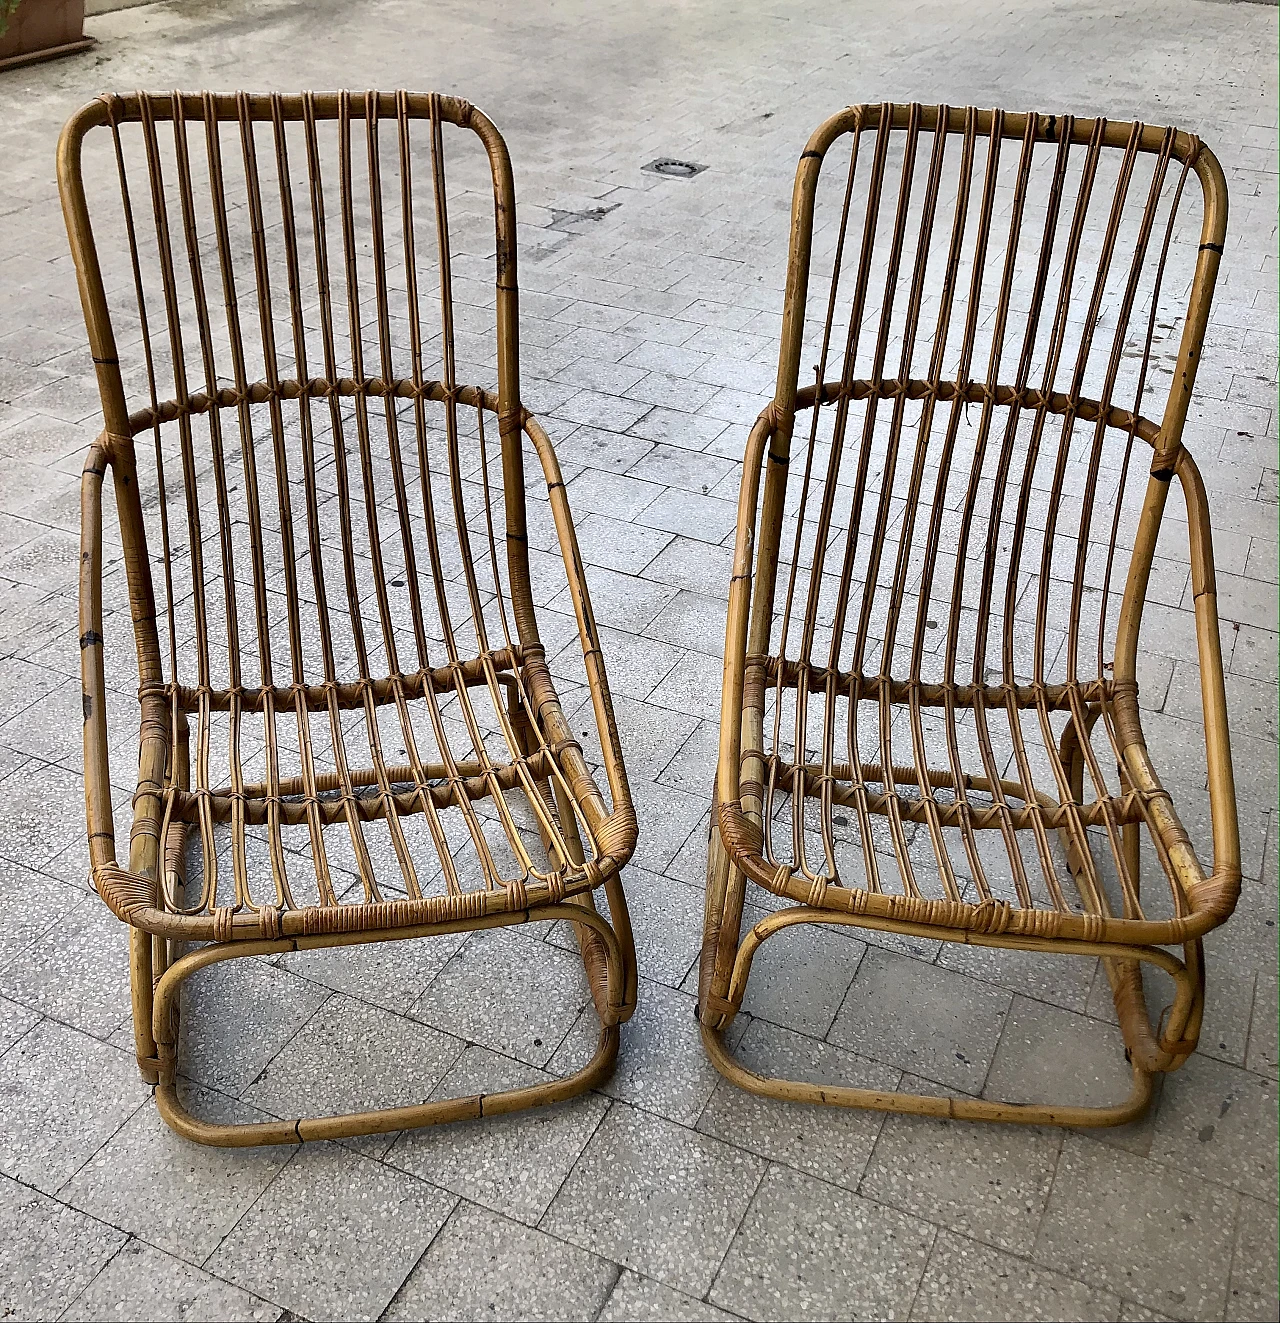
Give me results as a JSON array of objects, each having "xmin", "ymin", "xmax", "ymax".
[
  {"xmin": 58, "ymin": 90, "xmax": 532, "ymax": 702},
  {"xmin": 750, "ymin": 104, "xmax": 1227, "ymax": 699}
]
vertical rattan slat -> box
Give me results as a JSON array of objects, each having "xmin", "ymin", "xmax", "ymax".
[
  {"xmin": 61, "ymin": 89, "xmax": 638, "ymax": 1147},
  {"xmin": 701, "ymin": 103, "xmax": 1238, "ymax": 1126}
]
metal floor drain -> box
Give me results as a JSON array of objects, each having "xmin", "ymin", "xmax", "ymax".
[{"xmin": 643, "ymin": 158, "xmax": 707, "ymax": 178}]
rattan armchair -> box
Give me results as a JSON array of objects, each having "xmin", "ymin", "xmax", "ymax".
[
  {"xmin": 60, "ymin": 91, "xmax": 637, "ymax": 1147},
  {"xmin": 700, "ymin": 103, "xmax": 1238, "ymax": 1125}
]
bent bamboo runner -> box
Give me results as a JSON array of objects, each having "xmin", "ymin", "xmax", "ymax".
[
  {"xmin": 701, "ymin": 103, "xmax": 1238, "ymax": 1125},
  {"xmin": 61, "ymin": 91, "xmax": 637, "ymax": 1147}
]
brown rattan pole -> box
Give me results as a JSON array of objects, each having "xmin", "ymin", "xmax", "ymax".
[
  {"xmin": 902, "ymin": 104, "xmax": 980, "ymax": 903},
  {"xmin": 190, "ymin": 94, "xmax": 258, "ymax": 914},
  {"xmin": 388, "ymin": 91, "xmax": 480, "ymax": 895},
  {"xmin": 303, "ymin": 90, "xmax": 384, "ymax": 899},
  {"xmin": 266, "ymin": 91, "xmax": 338, "ymax": 905},
  {"xmin": 941, "ymin": 110, "xmax": 1040, "ymax": 907},
  {"xmin": 334, "ymin": 91, "xmax": 421, "ymax": 898}
]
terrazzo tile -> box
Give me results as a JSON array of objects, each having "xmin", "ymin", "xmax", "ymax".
[
  {"xmin": 385, "ymin": 1200, "xmax": 616, "ymax": 1322},
  {"xmin": 0, "ymin": 656, "xmax": 64, "ymax": 722},
  {"xmin": 0, "ymin": 994, "xmax": 39, "ymax": 1055},
  {"xmin": 597, "ymin": 1271, "xmax": 738, "ymax": 1322},
  {"xmin": 276, "ymin": 927, "xmax": 467, "ymax": 1014},
  {"xmin": 910, "ymin": 1230, "xmax": 1122, "ymax": 1322},
  {"xmin": 1203, "ymin": 872, "xmax": 1279, "ymax": 978},
  {"xmin": 544, "ymin": 866, "xmax": 704, "ymax": 991},
  {"xmin": 1149, "ymin": 1055, "xmax": 1278, "ymax": 1202},
  {"xmin": 411, "ymin": 926, "xmax": 592, "ymax": 1068},
  {"xmin": 0, "ymin": 1020, "xmax": 148, "ymax": 1193},
  {"xmin": 1245, "ymin": 974, "xmax": 1277, "ymax": 1079},
  {"xmin": 736, "ymin": 905, "xmax": 867, "ymax": 1038},
  {"xmin": 626, "ymin": 778, "xmax": 710, "ymax": 876},
  {"xmin": 828, "ymin": 946, "xmax": 1010, "ymax": 1092},
  {"xmin": 696, "ymin": 1017, "xmax": 897, "ymax": 1190},
  {"xmin": 1196, "ymin": 967, "xmax": 1259, "ymax": 1068},
  {"xmin": 937, "ymin": 940, "xmax": 1097, "ymax": 1014},
  {"xmin": 1116, "ymin": 1304, "xmax": 1174, "ymax": 1322},
  {"xmin": 0, "ymin": 893, "xmax": 132, "ymax": 1038},
  {"xmin": 0, "ymin": 856, "xmax": 81, "ymax": 968},
  {"xmin": 542, "ymin": 1103, "xmax": 766, "ymax": 1297},
  {"xmin": 549, "ymin": 979, "xmax": 727, "ymax": 1126},
  {"xmin": 584, "ymin": 698, "xmax": 698, "ymax": 783},
  {"xmin": 0, "ymin": 1174, "xmax": 125, "ymax": 1323},
  {"xmin": 63, "ymin": 1239, "xmax": 282, "ymax": 1322},
  {"xmin": 552, "ymin": 621, "xmax": 682, "ymax": 700},
  {"xmin": 1225, "ymin": 1195, "xmax": 1279, "ymax": 1323},
  {"xmin": 642, "ymin": 589, "xmax": 729, "ymax": 658},
  {"xmin": 984, "ymin": 996, "xmax": 1141, "ymax": 1120},
  {"xmin": 710, "ymin": 1163, "xmax": 934, "ymax": 1321},
  {"xmin": 860, "ymin": 1078, "xmax": 1062, "ymax": 1254},
  {"xmin": 655, "ymin": 717, "xmax": 720, "ymax": 797},
  {"xmin": 651, "ymin": 650, "xmax": 725, "ymax": 721},
  {"xmin": 207, "ymin": 1142, "xmax": 455, "ymax": 1322},
  {"xmin": 573, "ymin": 511, "xmax": 675, "ymax": 574},
  {"xmin": 0, "ymin": 760, "xmax": 88, "ymax": 870},
  {"xmin": 177, "ymin": 957, "xmax": 329, "ymax": 1097},
  {"xmin": 594, "ymin": 866, "xmax": 704, "ymax": 988},
  {"xmin": 547, "ymin": 561, "xmax": 674, "ymax": 632},
  {"xmin": 241, "ymin": 993, "xmax": 464, "ymax": 1157},
  {"xmin": 60, "ymin": 1081, "xmax": 296, "ymax": 1261},
  {"xmin": 1033, "ymin": 1134, "xmax": 1238, "ymax": 1321},
  {"xmin": 385, "ymin": 1045, "xmax": 609, "ymax": 1225}
]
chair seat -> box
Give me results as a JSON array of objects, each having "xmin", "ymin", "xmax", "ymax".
[
  {"xmin": 134, "ymin": 647, "xmax": 629, "ymax": 938},
  {"xmin": 719, "ymin": 654, "xmax": 1210, "ymax": 946}
]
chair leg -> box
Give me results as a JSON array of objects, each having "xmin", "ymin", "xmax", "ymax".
[
  {"xmin": 600, "ymin": 872, "xmax": 638, "ymax": 1020},
  {"xmin": 132, "ymin": 710, "xmax": 190, "ymax": 1084},
  {"xmin": 129, "ymin": 926, "xmax": 160, "ymax": 1085},
  {"xmin": 699, "ymin": 905, "xmax": 1177, "ymax": 1128},
  {"xmin": 1059, "ymin": 714, "xmax": 1205, "ymax": 1070},
  {"xmin": 699, "ymin": 790, "xmax": 748, "ymax": 1032},
  {"xmin": 150, "ymin": 902, "xmax": 632, "ymax": 1148},
  {"xmin": 155, "ymin": 711, "xmax": 190, "ymax": 996},
  {"xmin": 701, "ymin": 1018, "xmax": 1154, "ymax": 1126},
  {"xmin": 549, "ymin": 775, "xmax": 638, "ymax": 1024},
  {"xmin": 509, "ymin": 686, "xmax": 638, "ymax": 1023}
]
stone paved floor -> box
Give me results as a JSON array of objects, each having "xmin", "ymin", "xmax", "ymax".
[{"xmin": 0, "ymin": 1, "xmax": 1276, "ymax": 1320}]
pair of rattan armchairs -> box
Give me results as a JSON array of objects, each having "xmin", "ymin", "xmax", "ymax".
[{"xmin": 59, "ymin": 90, "xmax": 1237, "ymax": 1146}]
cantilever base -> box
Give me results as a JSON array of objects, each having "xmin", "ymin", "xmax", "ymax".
[
  {"xmin": 136, "ymin": 901, "xmax": 635, "ymax": 1148},
  {"xmin": 156, "ymin": 1024, "xmax": 620, "ymax": 1148},
  {"xmin": 699, "ymin": 871, "xmax": 1198, "ymax": 1129},
  {"xmin": 700, "ymin": 1019, "xmax": 1155, "ymax": 1128}
]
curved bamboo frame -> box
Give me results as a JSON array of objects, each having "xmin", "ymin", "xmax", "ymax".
[
  {"xmin": 701, "ymin": 104, "xmax": 1235, "ymax": 1125},
  {"xmin": 61, "ymin": 91, "xmax": 637, "ymax": 1144},
  {"xmin": 153, "ymin": 902, "xmax": 629, "ymax": 1146}
]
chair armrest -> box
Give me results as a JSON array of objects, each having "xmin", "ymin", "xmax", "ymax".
[
  {"xmin": 717, "ymin": 408, "xmax": 776, "ymax": 816},
  {"xmin": 1174, "ymin": 447, "xmax": 1242, "ymax": 910},
  {"xmin": 521, "ymin": 412, "xmax": 637, "ymax": 872},
  {"xmin": 1113, "ymin": 447, "xmax": 1240, "ymax": 930},
  {"xmin": 80, "ymin": 438, "xmax": 116, "ymax": 875}
]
